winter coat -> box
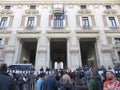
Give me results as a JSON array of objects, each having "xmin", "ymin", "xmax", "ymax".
[
  {"xmin": 88, "ymin": 77, "xmax": 98, "ymax": 90},
  {"xmin": 59, "ymin": 83, "xmax": 75, "ymax": 90},
  {"xmin": 0, "ymin": 71, "xmax": 16, "ymax": 90},
  {"xmin": 42, "ymin": 76, "xmax": 59, "ymax": 90}
]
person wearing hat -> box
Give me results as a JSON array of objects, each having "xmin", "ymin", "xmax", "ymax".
[
  {"xmin": 36, "ymin": 72, "xmax": 46, "ymax": 90},
  {"xmin": 103, "ymin": 71, "xmax": 120, "ymax": 90},
  {"xmin": 0, "ymin": 63, "xmax": 16, "ymax": 90}
]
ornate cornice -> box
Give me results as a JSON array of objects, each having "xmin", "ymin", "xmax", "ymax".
[
  {"xmin": 16, "ymin": 30, "xmax": 41, "ymax": 38},
  {"xmin": 76, "ymin": 30, "xmax": 100, "ymax": 38},
  {"xmin": 0, "ymin": 0, "xmax": 120, "ymax": 5},
  {"xmin": 46, "ymin": 30, "xmax": 71, "ymax": 38}
]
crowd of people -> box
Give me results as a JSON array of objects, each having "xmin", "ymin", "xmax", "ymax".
[{"xmin": 0, "ymin": 63, "xmax": 120, "ymax": 90}]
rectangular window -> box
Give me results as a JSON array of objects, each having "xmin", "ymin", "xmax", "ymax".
[
  {"xmin": 82, "ymin": 17, "xmax": 89, "ymax": 27},
  {"xmin": 0, "ymin": 17, "xmax": 8, "ymax": 29},
  {"xmin": 27, "ymin": 17, "xmax": 34, "ymax": 27},
  {"xmin": 30, "ymin": 5, "xmax": 36, "ymax": 9},
  {"xmin": 0, "ymin": 39, "xmax": 2, "ymax": 45},
  {"xmin": 53, "ymin": 13, "xmax": 63, "ymax": 29},
  {"xmin": 105, "ymin": 5, "xmax": 111, "ymax": 9},
  {"xmin": 5, "ymin": 6, "xmax": 11, "ymax": 9},
  {"xmin": 115, "ymin": 38, "xmax": 120, "ymax": 44},
  {"xmin": 81, "ymin": 5, "xmax": 86, "ymax": 9},
  {"xmin": 109, "ymin": 17, "xmax": 117, "ymax": 27}
]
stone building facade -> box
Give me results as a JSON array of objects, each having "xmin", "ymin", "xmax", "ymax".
[{"xmin": 0, "ymin": 0, "xmax": 120, "ymax": 71}]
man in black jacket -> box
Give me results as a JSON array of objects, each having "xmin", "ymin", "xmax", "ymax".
[{"xmin": 0, "ymin": 63, "xmax": 16, "ymax": 90}]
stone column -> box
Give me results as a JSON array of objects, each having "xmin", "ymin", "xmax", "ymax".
[
  {"xmin": 35, "ymin": 33, "xmax": 49, "ymax": 71},
  {"xmin": 99, "ymin": 30, "xmax": 114, "ymax": 68},
  {"xmin": 67, "ymin": 30, "xmax": 82, "ymax": 70},
  {"xmin": 4, "ymin": 34, "xmax": 17, "ymax": 66}
]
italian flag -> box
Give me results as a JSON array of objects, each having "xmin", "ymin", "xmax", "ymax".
[{"xmin": 50, "ymin": 5, "xmax": 54, "ymax": 20}]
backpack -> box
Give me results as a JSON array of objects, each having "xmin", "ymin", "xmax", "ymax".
[{"xmin": 93, "ymin": 78, "xmax": 103, "ymax": 90}]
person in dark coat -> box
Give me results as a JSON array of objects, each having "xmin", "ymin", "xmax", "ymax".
[
  {"xmin": 42, "ymin": 73, "xmax": 61, "ymax": 90},
  {"xmin": 60, "ymin": 74, "xmax": 75, "ymax": 90},
  {"xmin": 0, "ymin": 63, "xmax": 16, "ymax": 90}
]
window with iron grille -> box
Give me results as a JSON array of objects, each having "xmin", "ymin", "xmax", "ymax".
[
  {"xmin": 105, "ymin": 5, "xmax": 111, "ymax": 9},
  {"xmin": 27, "ymin": 17, "xmax": 34, "ymax": 28},
  {"xmin": 53, "ymin": 13, "xmax": 63, "ymax": 29},
  {"xmin": 30, "ymin": 5, "xmax": 36, "ymax": 9},
  {"xmin": 0, "ymin": 17, "xmax": 8, "ymax": 29},
  {"xmin": 82, "ymin": 17, "xmax": 89, "ymax": 27},
  {"xmin": 5, "ymin": 6, "xmax": 11, "ymax": 10},
  {"xmin": 109, "ymin": 17, "xmax": 117, "ymax": 27},
  {"xmin": 81, "ymin": 5, "xmax": 86, "ymax": 9}
]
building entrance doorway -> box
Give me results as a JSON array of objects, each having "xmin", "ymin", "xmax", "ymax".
[
  {"xmin": 80, "ymin": 38, "xmax": 97, "ymax": 68},
  {"xmin": 20, "ymin": 38, "xmax": 37, "ymax": 66},
  {"xmin": 50, "ymin": 38, "xmax": 67, "ymax": 69}
]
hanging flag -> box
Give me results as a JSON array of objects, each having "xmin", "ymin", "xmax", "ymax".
[
  {"xmin": 50, "ymin": 4, "xmax": 54, "ymax": 20},
  {"xmin": 62, "ymin": 5, "xmax": 65, "ymax": 20}
]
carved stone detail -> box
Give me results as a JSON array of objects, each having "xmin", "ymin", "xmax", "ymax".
[
  {"xmin": 103, "ymin": 9, "xmax": 117, "ymax": 14},
  {"xmin": 0, "ymin": 9, "xmax": 13, "ymax": 15},
  {"xmin": 25, "ymin": 9, "xmax": 39, "ymax": 14},
  {"xmin": 78, "ymin": 9, "xmax": 91, "ymax": 14}
]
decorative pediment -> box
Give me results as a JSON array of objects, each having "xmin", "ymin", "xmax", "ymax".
[
  {"xmin": 78, "ymin": 9, "xmax": 91, "ymax": 14},
  {"xmin": 25, "ymin": 9, "xmax": 39, "ymax": 14},
  {"xmin": 0, "ymin": 9, "xmax": 13, "ymax": 15},
  {"xmin": 103, "ymin": 9, "xmax": 117, "ymax": 14}
]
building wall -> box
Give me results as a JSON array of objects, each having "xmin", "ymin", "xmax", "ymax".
[{"xmin": 0, "ymin": 0, "xmax": 120, "ymax": 70}]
